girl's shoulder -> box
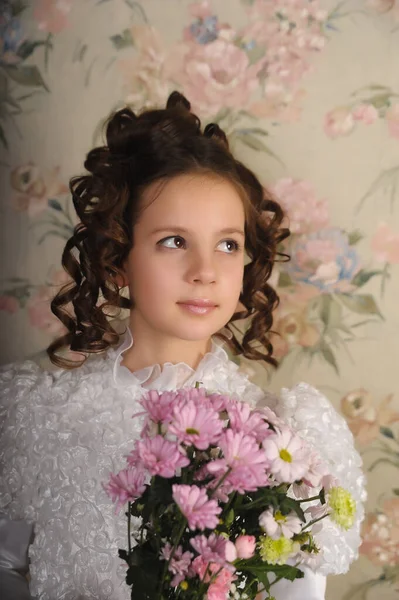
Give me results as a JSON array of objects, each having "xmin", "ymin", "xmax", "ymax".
[
  {"xmin": 271, "ymin": 381, "xmax": 367, "ymax": 575},
  {"xmin": 0, "ymin": 350, "xmax": 112, "ymax": 403}
]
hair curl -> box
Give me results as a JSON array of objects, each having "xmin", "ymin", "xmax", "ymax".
[{"xmin": 47, "ymin": 91, "xmax": 290, "ymax": 369}]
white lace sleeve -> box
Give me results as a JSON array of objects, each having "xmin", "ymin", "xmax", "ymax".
[
  {"xmin": 0, "ymin": 360, "xmax": 54, "ymax": 520},
  {"xmin": 276, "ymin": 382, "xmax": 367, "ymax": 576}
]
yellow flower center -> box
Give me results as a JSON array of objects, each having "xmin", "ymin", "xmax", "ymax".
[
  {"xmin": 259, "ymin": 535, "xmax": 294, "ymax": 565},
  {"xmin": 279, "ymin": 448, "xmax": 292, "ymax": 463},
  {"xmin": 180, "ymin": 581, "xmax": 189, "ymax": 590},
  {"xmin": 274, "ymin": 510, "xmax": 286, "ymax": 523},
  {"xmin": 328, "ymin": 486, "xmax": 356, "ymax": 530},
  {"xmin": 186, "ymin": 428, "xmax": 199, "ymax": 435}
]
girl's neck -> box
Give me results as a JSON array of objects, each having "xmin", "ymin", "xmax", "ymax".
[{"xmin": 120, "ymin": 321, "xmax": 213, "ymax": 374}]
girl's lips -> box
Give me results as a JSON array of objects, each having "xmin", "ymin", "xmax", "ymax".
[{"xmin": 177, "ymin": 303, "xmax": 217, "ymax": 315}]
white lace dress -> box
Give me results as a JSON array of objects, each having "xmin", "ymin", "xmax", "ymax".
[{"xmin": 0, "ymin": 327, "xmax": 366, "ymax": 600}]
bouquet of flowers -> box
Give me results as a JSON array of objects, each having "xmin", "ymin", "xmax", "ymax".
[{"xmin": 104, "ymin": 385, "xmax": 356, "ymax": 600}]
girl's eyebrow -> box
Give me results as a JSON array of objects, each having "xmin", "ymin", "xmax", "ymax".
[{"xmin": 150, "ymin": 226, "xmax": 245, "ymax": 237}]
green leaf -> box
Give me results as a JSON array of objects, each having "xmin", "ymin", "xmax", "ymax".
[
  {"xmin": 247, "ymin": 568, "xmax": 270, "ymax": 592},
  {"xmin": 352, "ymin": 269, "xmax": 384, "ymax": 288},
  {"xmin": 338, "ymin": 294, "xmax": 383, "ymax": 317},
  {"xmin": 48, "ymin": 198, "xmax": 63, "ymax": 211},
  {"xmin": 0, "ymin": 123, "xmax": 8, "ymax": 150},
  {"xmin": 319, "ymin": 294, "xmax": 332, "ymax": 326},
  {"xmin": 246, "ymin": 45, "xmax": 266, "ymax": 65},
  {"xmin": 380, "ymin": 426, "xmax": 394, "ymax": 439},
  {"xmin": 277, "ymin": 271, "xmax": 294, "ymax": 287},
  {"xmin": 118, "ymin": 548, "xmax": 129, "ymax": 563},
  {"xmin": 324, "ymin": 295, "xmax": 343, "ymax": 329},
  {"xmin": 11, "ymin": 0, "xmax": 28, "ymax": 16},
  {"xmin": 16, "ymin": 39, "xmax": 53, "ymax": 61},
  {"xmin": 356, "ymin": 166, "xmax": 399, "ymax": 214},
  {"xmin": 110, "ymin": 29, "xmax": 134, "ymax": 50},
  {"xmin": 125, "ymin": 543, "xmax": 161, "ymax": 598},
  {"xmin": 279, "ymin": 497, "xmax": 306, "ymax": 522},
  {"xmin": 237, "ymin": 132, "xmax": 270, "ymax": 152},
  {"xmin": 2, "ymin": 65, "xmax": 49, "ymax": 91},
  {"xmin": 235, "ymin": 127, "xmax": 269, "ymax": 137},
  {"xmin": 319, "ymin": 340, "xmax": 339, "ymax": 374},
  {"xmin": 347, "ymin": 230, "xmax": 364, "ymax": 245},
  {"xmin": 225, "ymin": 508, "xmax": 235, "ymax": 527}
]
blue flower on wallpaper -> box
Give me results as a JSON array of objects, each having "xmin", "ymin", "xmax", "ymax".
[
  {"xmin": 286, "ymin": 228, "xmax": 361, "ymax": 292},
  {"xmin": 189, "ymin": 15, "xmax": 219, "ymax": 44},
  {"xmin": 0, "ymin": 11, "xmax": 24, "ymax": 64}
]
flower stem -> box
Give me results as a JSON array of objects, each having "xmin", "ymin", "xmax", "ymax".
[
  {"xmin": 298, "ymin": 493, "xmax": 324, "ymax": 503},
  {"xmin": 301, "ymin": 513, "xmax": 330, "ymax": 532},
  {"xmin": 127, "ymin": 502, "xmax": 132, "ymax": 554},
  {"xmin": 158, "ymin": 517, "xmax": 187, "ymax": 597},
  {"xmin": 208, "ymin": 467, "xmax": 232, "ymax": 499}
]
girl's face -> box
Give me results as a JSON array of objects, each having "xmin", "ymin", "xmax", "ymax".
[{"xmin": 124, "ymin": 173, "xmax": 246, "ymax": 344}]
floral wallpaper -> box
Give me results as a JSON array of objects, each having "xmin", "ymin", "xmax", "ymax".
[{"xmin": 0, "ymin": 0, "xmax": 398, "ymax": 598}]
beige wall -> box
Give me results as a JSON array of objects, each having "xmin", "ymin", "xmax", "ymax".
[{"xmin": 1, "ymin": 1, "xmax": 399, "ymax": 597}]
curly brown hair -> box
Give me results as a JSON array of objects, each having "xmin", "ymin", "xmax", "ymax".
[{"xmin": 47, "ymin": 91, "xmax": 289, "ymax": 370}]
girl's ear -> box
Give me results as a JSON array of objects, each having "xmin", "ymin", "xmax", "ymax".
[
  {"xmin": 107, "ymin": 266, "xmax": 129, "ymax": 289},
  {"xmin": 114, "ymin": 270, "xmax": 129, "ymax": 288}
]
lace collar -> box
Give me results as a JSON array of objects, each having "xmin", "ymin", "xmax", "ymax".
[{"xmin": 111, "ymin": 326, "xmax": 230, "ymax": 391}]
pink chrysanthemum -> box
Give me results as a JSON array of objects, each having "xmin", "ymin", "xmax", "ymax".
[
  {"xmin": 191, "ymin": 557, "xmax": 236, "ymax": 599},
  {"xmin": 139, "ymin": 390, "xmax": 178, "ymax": 424},
  {"xmin": 172, "ymin": 484, "xmax": 221, "ymax": 530},
  {"xmin": 207, "ymin": 430, "xmax": 270, "ymax": 493},
  {"xmin": 204, "ymin": 392, "xmax": 232, "ymax": 412},
  {"xmin": 227, "ymin": 402, "xmax": 271, "ymax": 442},
  {"xmin": 262, "ymin": 427, "xmax": 310, "ymax": 483},
  {"xmin": 137, "ymin": 435, "xmax": 190, "ymax": 478},
  {"xmin": 160, "ymin": 542, "xmax": 193, "ymax": 587},
  {"xmin": 175, "ymin": 387, "xmax": 207, "ymax": 405},
  {"xmin": 125, "ymin": 445, "xmax": 143, "ymax": 469},
  {"xmin": 190, "ymin": 533, "xmax": 229, "ymax": 566},
  {"xmin": 103, "ymin": 468, "xmax": 146, "ymax": 514},
  {"xmin": 168, "ymin": 401, "xmax": 223, "ymax": 450},
  {"xmin": 207, "ymin": 567, "xmax": 236, "ymax": 600}
]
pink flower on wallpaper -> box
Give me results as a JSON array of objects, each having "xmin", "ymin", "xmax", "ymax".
[
  {"xmin": 371, "ymin": 223, "xmax": 399, "ymax": 264},
  {"xmin": 240, "ymin": 0, "xmax": 327, "ymax": 120},
  {"xmin": 367, "ymin": 0, "xmax": 399, "ymax": 20},
  {"xmin": 269, "ymin": 284, "xmax": 321, "ymax": 359},
  {"xmin": 361, "ymin": 497, "xmax": 399, "ymax": 567},
  {"xmin": 271, "ymin": 178, "xmax": 329, "ymax": 234},
  {"xmin": 341, "ymin": 388, "xmax": 399, "ymax": 445},
  {"xmin": 352, "ymin": 103, "xmax": 379, "ymax": 125},
  {"xmin": 367, "ymin": 0, "xmax": 395, "ymax": 12},
  {"xmin": 386, "ymin": 103, "xmax": 399, "ymax": 139},
  {"xmin": 189, "ymin": 1, "xmax": 213, "ymax": 19},
  {"xmin": 324, "ymin": 107, "xmax": 355, "ymax": 138},
  {"xmin": 165, "ymin": 39, "xmax": 261, "ymax": 116},
  {"xmin": 33, "ymin": 0, "xmax": 73, "ymax": 34},
  {"xmin": 287, "ymin": 228, "xmax": 361, "ymax": 292},
  {"xmin": 10, "ymin": 163, "xmax": 68, "ymax": 218},
  {"xmin": 0, "ymin": 295, "xmax": 19, "ymax": 313},
  {"xmin": 250, "ymin": 89, "xmax": 306, "ymax": 123},
  {"xmin": 120, "ymin": 25, "xmax": 170, "ymax": 110}
]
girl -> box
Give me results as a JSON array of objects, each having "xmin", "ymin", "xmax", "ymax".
[{"xmin": 0, "ymin": 92, "xmax": 365, "ymax": 600}]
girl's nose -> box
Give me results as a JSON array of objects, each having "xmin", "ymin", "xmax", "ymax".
[{"xmin": 185, "ymin": 250, "xmax": 217, "ymax": 285}]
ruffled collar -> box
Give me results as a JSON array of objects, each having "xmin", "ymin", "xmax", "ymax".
[{"xmin": 111, "ymin": 326, "xmax": 230, "ymax": 391}]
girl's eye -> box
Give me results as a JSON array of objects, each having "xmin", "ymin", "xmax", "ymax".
[
  {"xmin": 158, "ymin": 236, "xmax": 186, "ymax": 249},
  {"xmin": 157, "ymin": 236, "xmax": 241, "ymax": 253},
  {"xmin": 218, "ymin": 239, "xmax": 241, "ymax": 253}
]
